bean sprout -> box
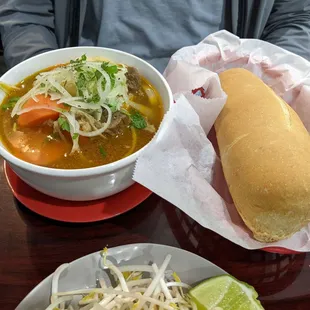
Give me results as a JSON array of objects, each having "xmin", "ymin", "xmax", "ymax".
[{"xmin": 47, "ymin": 249, "xmax": 194, "ymax": 310}]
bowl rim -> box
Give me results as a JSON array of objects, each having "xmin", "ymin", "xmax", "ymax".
[{"xmin": 0, "ymin": 46, "xmax": 173, "ymax": 177}]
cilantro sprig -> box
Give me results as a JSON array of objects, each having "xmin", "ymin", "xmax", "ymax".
[
  {"xmin": 101, "ymin": 62, "xmax": 118, "ymax": 89},
  {"xmin": 73, "ymin": 58, "xmax": 119, "ymax": 104},
  {"xmin": 130, "ymin": 112, "xmax": 147, "ymax": 129},
  {"xmin": 70, "ymin": 54, "xmax": 87, "ymax": 67},
  {"xmin": 99, "ymin": 146, "xmax": 106, "ymax": 157},
  {"xmin": 1, "ymin": 96, "xmax": 20, "ymax": 110},
  {"xmin": 58, "ymin": 117, "xmax": 70, "ymax": 132}
]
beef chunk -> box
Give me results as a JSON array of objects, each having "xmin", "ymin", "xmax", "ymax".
[
  {"xmin": 109, "ymin": 111, "xmax": 130, "ymax": 130},
  {"xmin": 101, "ymin": 110, "xmax": 130, "ymax": 135},
  {"xmin": 126, "ymin": 66, "xmax": 141, "ymax": 93}
]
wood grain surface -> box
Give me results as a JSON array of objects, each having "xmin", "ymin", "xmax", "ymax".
[{"xmin": 0, "ymin": 159, "xmax": 309, "ymax": 309}]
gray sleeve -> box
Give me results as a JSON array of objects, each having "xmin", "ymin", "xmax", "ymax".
[
  {"xmin": 261, "ymin": 0, "xmax": 310, "ymax": 61},
  {"xmin": 0, "ymin": 0, "xmax": 58, "ymax": 69}
]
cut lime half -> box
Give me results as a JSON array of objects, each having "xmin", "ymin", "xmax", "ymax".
[{"xmin": 189, "ymin": 275, "xmax": 264, "ymax": 310}]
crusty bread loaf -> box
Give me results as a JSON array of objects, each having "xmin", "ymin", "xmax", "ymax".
[{"xmin": 215, "ymin": 68, "xmax": 310, "ymax": 242}]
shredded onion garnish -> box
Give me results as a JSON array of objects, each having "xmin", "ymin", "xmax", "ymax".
[
  {"xmin": 48, "ymin": 248, "xmax": 194, "ymax": 310},
  {"xmin": 3, "ymin": 54, "xmax": 157, "ymax": 158},
  {"xmin": 9, "ymin": 55, "xmax": 131, "ymax": 154}
]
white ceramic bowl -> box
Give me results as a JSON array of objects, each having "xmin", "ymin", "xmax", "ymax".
[{"xmin": 0, "ymin": 47, "xmax": 173, "ymax": 201}]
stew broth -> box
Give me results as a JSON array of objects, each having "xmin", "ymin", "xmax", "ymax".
[{"xmin": 0, "ymin": 64, "xmax": 164, "ymax": 169}]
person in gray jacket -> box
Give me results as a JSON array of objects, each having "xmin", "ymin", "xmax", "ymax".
[{"xmin": 0, "ymin": 0, "xmax": 310, "ymax": 73}]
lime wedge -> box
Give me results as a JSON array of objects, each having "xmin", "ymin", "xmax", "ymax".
[{"xmin": 189, "ymin": 275, "xmax": 264, "ymax": 310}]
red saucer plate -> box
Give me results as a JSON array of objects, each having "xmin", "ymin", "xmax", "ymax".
[
  {"xmin": 262, "ymin": 247, "xmax": 301, "ymax": 254},
  {"xmin": 3, "ymin": 161, "xmax": 152, "ymax": 223}
]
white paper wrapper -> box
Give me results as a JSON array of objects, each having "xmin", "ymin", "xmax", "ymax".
[{"xmin": 133, "ymin": 30, "xmax": 310, "ymax": 251}]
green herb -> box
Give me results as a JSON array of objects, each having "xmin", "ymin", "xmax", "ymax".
[
  {"xmin": 1, "ymin": 97, "xmax": 20, "ymax": 110},
  {"xmin": 92, "ymin": 94, "xmax": 100, "ymax": 103},
  {"xmin": 101, "ymin": 62, "xmax": 118, "ymax": 88},
  {"xmin": 99, "ymin": 146, "xmax": 106, "ymax": 157},
  {"xmin": 83, "ymin": 70, "xmax": 96, "ymax": 81},
  {"xmin": 1, "ymin": 103, "xmax": 11, "ymax": 110},
  {"xmin": 130, "ymin": 112, "xmax": 147, "ymax": 129},
  {"xmin": 40, "ymin": 83, "xmax": 46, "ymax": 88},
  {"xmin": 70, "ymin": 54, "xmax": 87, "ymax": 66},
  {"xmin": 110, "ymin": 77, "xmax": 116, "ymax": 89},
  {"xmin": 76, "ymin": 73, "xmax": 86, "ymax": 89},
  {"xmin": 109, "ymin": 105, "xmax": 118, "ymax": 113},
  {"xmin": 101, "ymin": 62, "xmax": 118, "ymax": 75},
  {"xmin": 101, "ymin": 79, "xmax": 106, "ymax": 91},
  {"xmin": 8, "ymin": 96, "xmax": 20, "ymax": 103},
  {"xmin": 58, "ymin": 117, "xmax": 70, "ymax": 132},
  {"xmin": 72, "ymin": 58, "xmax": 120, "ymax": 105},
  {"xmin": 95, "ymin": 70, "xmax": 102, "ymax": 79},
  {"xmin": 72, "ymin": 133, "xmax": 79, "ymax": 140},
  {"xmin": 75, "ymin": 69, "xmax": 100, "ymax": 103},
  {"xmin": 1, "ymin": 96, "xmax": 20, "ymax": 110}
]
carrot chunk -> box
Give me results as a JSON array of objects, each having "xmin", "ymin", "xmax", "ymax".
[
  {"xmin": 17, "ymin": 95, "xmax": 68, "ymax": 127},
  {"xmin": 8, "ymin": 131, "xmax": 71, "ymax": 166}
]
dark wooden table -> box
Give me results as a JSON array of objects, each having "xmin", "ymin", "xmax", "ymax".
[{"xmin": 0, "ymin": 158, "xmax": 309, "ymax": 310}]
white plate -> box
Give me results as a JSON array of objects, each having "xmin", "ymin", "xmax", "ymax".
[{"xmin": 16, "ymin": 243, "xmax": 226, "ymax": 309}]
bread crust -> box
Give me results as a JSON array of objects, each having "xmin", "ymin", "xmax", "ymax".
[{"xmin": 215, "ymin": 68, "xmax": 310, "ymax": 242}]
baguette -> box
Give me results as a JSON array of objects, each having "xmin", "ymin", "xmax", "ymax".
[{"xmin": 215, "ymin": 68, "xmax": 310, "ymax": 242}]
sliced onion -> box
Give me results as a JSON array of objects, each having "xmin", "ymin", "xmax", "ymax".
[
  {"xmin": 144, "ymin": 87, "xmax": 158, "ymax": 106},
  {"xmin": 82, "ymin": 88, "xmax": 90, "ymax": 100},
  {"xmin": 63, "ymin": 110, "xmax": 80, "ymax": 133},
  {"xmin": 11, "ymin": 83, "xmax": 44, "ymax": 117},
  {"xmin": 17, "ymin": 105, "xmax": 65, "ymax": 116},
  {"xmin": 70, "ymin": 134, "xmax": 80, "ymax": 154},
  {"xmin": 47, "ymin": 76, "xmax": 72, "ymax": 98},
  {"xmin": 50, "ymin": 92, "xmax": 63, "ymax": 101},
  {"xmin": 127, "ymin": 100, "xmax": 153, "ymax": 118},
  {"xmin": 93, "ymin": 108, "xmax": 103, "ymax": 121},
  {"xmin": 32, "ymin": 95, "xmax": 39, "ymax": 102},
  {"xmin": 58, "ymin": 98, "xmax": 101, "ymax": 110},
  {"xmin": 37, "ymin": 69, "xmax": 64, "ymax": 77},
  {"xmin": 58, "ymin": 96, "xmax": 83, "ymax": 102},
  {"xmin": 11, "ymin": 93, "xmax": 32, "ymax": 117}
]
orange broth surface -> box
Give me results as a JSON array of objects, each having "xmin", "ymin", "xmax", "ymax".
[{"xmin": 0, "ymin": 66, "xmax": 164, "ymax": 169}]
